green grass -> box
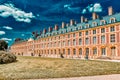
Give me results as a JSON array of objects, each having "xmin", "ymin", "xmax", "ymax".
[{"xmin": 0, "ymin": 56, "xmax": 120, "ymax": 79}]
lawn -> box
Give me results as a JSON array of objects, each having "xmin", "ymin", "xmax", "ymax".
[{"xmin": 0, "ymin": 56, "xmax": 120, "ymax": 79}]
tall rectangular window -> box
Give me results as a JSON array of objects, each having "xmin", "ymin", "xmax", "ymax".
[
  {"xmin": 86, "ymin": 31, "xmax": 88, "ymax": 35},
  {"xmin": 63, "ymin": 41, "xmax": 65, "ymax": 46},
  {"xmin": 68, "ymin": 34, "xmax": 70, "ymax": 38},
  {"xmin": 79, "ymin": 38, "xmax": 82, "ymax": 45},
  {"xmin": 101, "ymin": 28, "xmax": 105, "ymax": 33},
  {"xmin": 101, "ymin": 35, "xmax": 105, "ymax": 44},
  {"xmin": 101, "ymin": 48, "xmax": 106, "ymax": 56},
  {"xmin": 110, "ymin": 34, "xmax": 115, "ymax": 42},
  {"xmin": 93, "ymin": 36, "xmax": 96, "ymax": 44},
  {"xmin": 93, "ymin": 30, "xmax": 96, "ymax": 34},
  {"xmin": 110, "ymin": 26, "xmax": 115, "ymax": 32},
  {"xmin": 73, "ymin": 33, "xmax": 76, "ymax": 37},
  {"xmin": 93, "ymin": 48, "xmax": 97, "ymax": 55},
  {"xmin": 79, "ymin": 32, "xmax": 82, "ymax": 36},
  {"xmin": 73, "ymin": 39, "xmax": 76, "ymax": 46},
  {"xmin": 85, "ymin": 38, "xmax": 89, "ymax": 45},
  {"xmin": 68, "ymin": 40, "xmax": 70, "ymax": 46}
]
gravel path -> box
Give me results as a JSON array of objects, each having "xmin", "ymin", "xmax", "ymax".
[{"xmin": 30, "ymin": 74, "xmax": 120, "ymax": 80}]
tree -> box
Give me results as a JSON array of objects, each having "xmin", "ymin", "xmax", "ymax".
[{"xmin": 0, "ymin": 40, "xmax": 8, "ymax": 51}]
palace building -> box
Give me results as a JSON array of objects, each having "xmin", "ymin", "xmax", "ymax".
[{"xmin": 10, "ymin": 7, "xmax": 120, "ymax": 59}]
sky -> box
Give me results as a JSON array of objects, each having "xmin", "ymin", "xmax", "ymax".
[{"xmin": 0, "ymin": 0, "xmax": 120, "ymax": 46}]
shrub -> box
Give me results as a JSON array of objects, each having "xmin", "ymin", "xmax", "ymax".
[
  {"xmin": 60, "ymin": 53, "xmax": 64, "ymax": 58},
  {"xmin": 0, "ymin": 51, "xmax": 17, "ymax": 64}
]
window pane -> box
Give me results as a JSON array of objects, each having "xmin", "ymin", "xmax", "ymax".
[{"xmin": 110, "ymin": 34, "xmax": 115, "ymax": 42}]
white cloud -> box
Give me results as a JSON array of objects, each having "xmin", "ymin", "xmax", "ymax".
[
  {"xmin": 93, "ymin": 3, "xmax": 102, "ymax": 12},
  {"xmin": 3, "ymin": 26, "xmax": 13, "ymax": 30},
  {"xmin": 0, "ymin": 3, "xmax": 35, "ymax": 23},
  {"xmin": 82, "ymin": 3, "xmax": 102, "ymax": 14},
  {"xmin": 0, "ymin": 31, "xmax": 5, "ymax": 35},
  {"xmin": 1, "ymin": 38, "xmax": 12, "ymax": 41}
]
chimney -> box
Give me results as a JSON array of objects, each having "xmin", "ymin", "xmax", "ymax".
[
  {"xmin": 43, "ymin": 29, "xmax": 46, "ymax": 33},
  {"xmin": 85, "ymin": 18, "xmax": 88, "ymax": 22},
  {"xmin": 62, "ymin": 22, "xmax": 65, "ymax": 28},
  {"xmin": 81, "ymin": 16, "xmax": 84, "ymax": 23},
  {"xmin": 92, "ymin": 12, "xmax": 97, "ymax": 20},
  {"xmin": 108, "ymin": 6, "xmax": 113, "ymax": 15},
  {"xmin": 66, "ymin": 23, "xmax": 69, "ymax": 27},
  {"xmin": 97, "ymin": 14, "xmax": 99, "ymax": 19},
  {"xmin": 70, "ymin": 19, "xmax": 74, "ymax": 26},
  {"xmin": 74, "ymin": 21, "xmax": 77, "ymax": 25},
  {"xmin": 54, "ymin": 24, "xmax": 58, "ymax": 30},
  {"xmin": 48, "ymin": 27, "xmax": 52, "ymax": 32}
]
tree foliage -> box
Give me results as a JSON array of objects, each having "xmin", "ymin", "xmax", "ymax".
[{"xmin": 0, "ymin": 40, "xmax": 8, "ymax": 51}]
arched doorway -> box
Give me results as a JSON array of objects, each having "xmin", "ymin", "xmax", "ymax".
[
  {"xmin": 85, "ymin": 48, "xmax": 89, "ymax": 59},
  {"xmin": 111, "ymin": 47, "xmax": 116, "ymax": 57}
]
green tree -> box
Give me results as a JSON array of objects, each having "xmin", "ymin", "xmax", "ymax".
[{"xmin": 0, "ymin": 40, "xmax": 8, "ymax": 51}]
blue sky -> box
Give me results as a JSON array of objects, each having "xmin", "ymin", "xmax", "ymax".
[{"xmin": 0, "ymin": 0, "xmax": 120, "ymax": 45}]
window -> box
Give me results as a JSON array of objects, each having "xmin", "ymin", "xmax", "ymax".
[
  {"xmin": 101, "ymin": 35, "xmax": 105, "ymax": 44},
  {"xmin": 73, "ymin": 33, "xmax": 76, "ymax": 37},
  {"xmin": 63, "ymin": 49, "xmax": 65, "ymax": 54},
  {"xmin": 68, "ymin": 34, "xmax": 70, "ymax": 38},
  {"xmin": 93, "ymin": 36, "xmax": 96, "ymax": 44},
  {"xmin": 100, "ymin": 20, "xmax": 105, "ymax": 25},
  {"xmin": 110, "ymin": 34, "xmax": 115, "ymax": 42},
  {"xmin": 73, "ymin": 39, "xmax": 76, "ymax": 46},
  {"xmin": 85, "ymin": 38, "xmax": 89, "ymax": 45},
  {"xmin": 93, "ymin": 30, "xmax": 96, "ymax": 34},
  {"xmin": 79, "ymin": 32, "xmax": 82, "ymax": 36},
  {"xmin": 86, "ymin": 24, "xmax": 89, "ymax": 28},
  {"xmin": 110, "ymin": 18, "xmax": 115, "ymax": 23},
  {"xmin": 73, "ymin": 49, "xmax": 76, "ymax": 55},
  {"xmin": 68, "ymin": 49, "xmax": 70, "ymax": 55},
  {"xmin": 54, "ymin": 42, "xmax": 56, "ymax": 47},
  {"xmin": 86, "ymin": 31, "xmax": 88, "ymax": 35},
  {"xmin": 101, "ymin": 48, "xmax": 106, "ymax": 56},
  {"xmin": 68, "ymin": 40, "xmax": 70, "ymax": 46},
  {"xmin": 93, "ymin": 48, "xmax": 97, "ymax": 55},
  {"xmin": 59, "ymin": 49, "xmax": 60, "ymax": 54},
  {"xmin": 54, "ymin": 50, "xmax": 56, "ymax": 54},
  {"xmin": 101, "ymin": 28, "xmax": 105, "ymax": 33},
  {"xmin": 59, "ymin": 41, "xmax": 61, "ymax": 47},
  {"xmin": 63, "ymin": 41, "xmax": 65, "ymax": 46},
  {"xmin": 110, "ymin": 26, "xmax": 115, "ymax": 32},
  {"xmin": 79, "ymin": 48, "xmax": 82, "ymax": 55},
  {"xmin": 79, "ymin": 38, "xmax": 82, "ymax": 45},
  {"xmin": 111, "ymin": 47, "xmax": 116, "ymax": 56},
  {"xmin": 92, "ymin": 22, "xmax": 97, "ymax": 27},
  {"xmin": 80, "ymin": 26, "xmax": 82, "ymax": 29}
]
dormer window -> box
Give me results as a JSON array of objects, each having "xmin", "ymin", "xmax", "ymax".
[
  {"xmin": 110, "ymin": 18, "xmax": 116, "ymax": 23},
  {"xmin": 85, "ymin": 24, "xmax": 89, "ymax": 28},
  {"xmin": 100, "ymin": 20, "xmax": 106, "ymax": 25},
  {"xmin": 92, "ymin": 22, "xmax": 97, "ymax": 27},
  {"xmin": 80, "ymin": 26, "xmax": 82, "ymax": 29}
]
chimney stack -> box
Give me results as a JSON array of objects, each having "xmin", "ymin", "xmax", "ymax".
[
  {"xmin": 62, "ymin": 22, "xmax": 65, "ymax": 28},
  {"xmin": 81, "ymin": 16, "xmax": 84, "ymax": 23},
  {"xmin": 92, "ymin": 12, "xmax": 97, "ymax": 20},
  {"xmin": 85, "ymin": 18, "xmax": 88, "ymax": 22},
  {"xmin": 66, "ymin": 23, "xmax": 69, "ymax": 27},
  {"xmin": 54, "ymin": 24, "xmax": 58, "ymax": 30},
  {"xmin": 74, "ymin": 21, "xmax": 77, "ymax": 25},
  {"xmin": 108, "ymin": 6, "xmax": 113, "ymax": 15},
  {"xmin": 48, "ymin": 27, "xmax": 52, "ymax": 32},
  {"xmin": 70, "ymin": 19, "xmax": 74, "ymax": 26},
  {"xmin": 43, "ymin": 29, "xmax": 46, "ymax": 34}
]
